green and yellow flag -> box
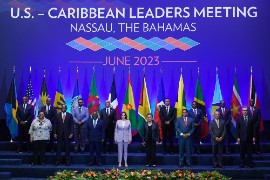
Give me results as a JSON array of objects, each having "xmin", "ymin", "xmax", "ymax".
[
  {"xmin": 53, "ymin": 75, "xmax": 65, "ymax": 113},
  {"xmin": 175, "ymin": 72, "xmax": 186, "ymax": 118}
]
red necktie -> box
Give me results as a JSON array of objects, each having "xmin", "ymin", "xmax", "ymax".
[
  {"xmin": 251, "ymin": 108, "xmax": 254, "ymax": 116},
  {"xmin": 62, "ymin": 114, "xmax": 66, "ymax": 123},
  {"xmin": 222, "ymin": 108, "xmax": 225, "ymax": 116},
  {"xmin": 184, "ymin": 117, "xmax": 187, "ymax": 126}
]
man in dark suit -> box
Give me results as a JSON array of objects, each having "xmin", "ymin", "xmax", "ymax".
[
  {"xmin": 188, "ymin": 101, "xmax": 203, "ymax": 154},
  {"xmin": 175, "ymin": 109, "xmax": 194, "ymax": 167},
  {"xmin": 16, "ymin": 96, "xmax": 34, "ymax": 153},
  {"xmin": 237, "ymin": 107, "xmax": 256, "ymax": 168},
  {"xmin": 54, "ymin": 104, "xmax": 74, "ymax": 166},
  {"xmin": 100, "ymin": 100, "xmax": 116, "ymax": 154},
  {"xmin": 88, "ymin": 111, "xmax": 105, "ymax": 166},
  {"xmin": 247, "ymin": 99, "xmax": 261, "ymax": 155},
  {"xmin": 41, "ymin": 98, "xmax": 57, "ymax": 152},
  {"xmin": 209, "ymin": 111, "xmax": 226, "ymax": 168},
  {"xmin": 159, "ymin": 98, "xmax": 176, "ymax": 154},
  {"xmin": 216, "ymin": 100, "xmax": 232, "ymax": 154}
]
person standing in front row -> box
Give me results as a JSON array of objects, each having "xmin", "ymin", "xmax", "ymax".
[
  {"xmin": 159, "ymin": 98, "xmax": 176, "ymax": 155},
  {"xmin": 209, "ymin": 111, "xmax": 226, "ymax": 168},
  {"xmin": 29, "ymin": 111, "xmax": 52, "ymax": 165},
  {"xmin": 88, "ymin": 111, "xmax": 105, "ymax": 166},
  {"xmin": 71, "ymin": 98, "xmax": 89, "ymax": 154},
  {"xmin": 115, "ymin": 112, "xmax": 132, "ymax": 167},
  {"xmin": 54, "ymin": 104, "xmax": 74, "ymax": 166},
  {"xmin": 142, "ymin": 113, "xmax": 159, "ymax": 167},
  {"xmin": 237, "ymin": 107, "xmax": 256, "ymax": 168},
  {"xmin": 188, "ymin": 101, "xmax": 203, "ymax": 155},
  {"xmin": 175, "ymin": 109, "xmax": 194, "ymax": 168}
]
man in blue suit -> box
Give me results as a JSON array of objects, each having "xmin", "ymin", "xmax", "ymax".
[
  {"xmin": 216, "ymin": 100, "xmax": 232, "ymax": 154},
  {"xmin": 175, "ymin": 109, "xmax": 195, "ymax": 167},
  {"xmin": 71, "ymin": 98, "xmax": 89, "ymax": 154},
  {"xmin": 88, "ymin": 111, "xmax": 105, "ymax": 166},
  {"xmin": 188, "ymin": 101, "xmax": 203, "ymax": 154}
]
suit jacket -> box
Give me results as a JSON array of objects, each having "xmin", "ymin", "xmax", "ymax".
[
  {"xmin": 16, "ymin": 103, "xmax": 34, "ymax": 126},
  {"xmin": 175, "ymin": 116, "xmax": 195, "ymax": 139},
  {"xmin": 114, "ymin": 120, "xmax": 132, "ymax": 143},
  {"xmin": 100, "ymin": 107, "xmax": 116, "ymax": 128},
  {"xmin": 142, "ymin": 121, "xmax": 160, "ymax": 142},
  {"xmin": 71, "ymin": 106, "xmax": 89, "ymax": 128},
  {"xmin": 54, "ymin": 112, "xmax": 74, "ymax": 137},
  {"xmin": 247, "ymin": 106, "xmax": 261, "ymax": 128},
  {"xmin": 236, "ymin": 116, "xmax": 255, "ymax": 142},
  {"xmin": 188, "ymin": 108, "xmax": 203, "ymax": 125},
  {"xmin": 159, "ymin": 105, "xmax": 176, "ymax": 125},
  {"xmin": 216, "ymin": 108, "xmax": 232, "ymax": 126},
  {"xmin": 40, "ymin": 105, "xmax": 57, "ymax": 124},
  {"xmin": 209, "ymin": 119, "xmax": 226, "ymax": 144},
  {"xmin": 88, "ymin": 118, "xmax": 105, "ymax": 142}
]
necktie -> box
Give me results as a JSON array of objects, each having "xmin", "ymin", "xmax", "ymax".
[
  {"xmin": 62, "ymin": 114, "xmax": 66, "ymax": 123},
  {"xmin": 46, "ymin": 106, "xmax": 49, "ymax": 114},
  {"xmin": 194, "ymin": 109, "xmax": 197, "ymax": 115},
  {"xmin": 107, "ymin": 108, "xmax": 109, "ymax": 115},
  {"xmin": 166, "ymin": 106, "xmax": 169, "ymax": 115},
  {"xmin": 222, "ymin": 108, "xmax": 225, "ymax": 116},
  {"xmin": 216, "ymin": 119, "xmax": 219, "ymax": 128},
  {"xmin": 251, "ymin": 107, "xmax": 254, "ymax": 116},
  {"xmin": 79, "ymin": 107, "xmax": 81, "ymax": 113},
  {"xmin": 244, "ymin": 116, "xmax": 248, "ymax": 127},
  {"xmin": 23, "ymin": 104, "xmax": 26, "ymax": 113},
  {"xmin": 94, "ymin": 120, "xmax": 97, "ymax": 128},
  {"xmin": 184, "ymin": 117, "xmax": 187, "ymax": 126}
]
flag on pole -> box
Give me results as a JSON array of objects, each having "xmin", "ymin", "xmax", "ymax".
[
  {"xmin": 108, "ymin": 72, "xmax": 119, "ymax": 119},
  {"xmin": 122, "ymin": 72, "xmax": 137, "ymax": 136},
  {"xmin": 230, "ymin": 70, "xmax": 242, "ymax": 139},
  {"xmin": 138, "ymin": 75, "xmax": 151, "ymax": 137},
  {"xmin": 71, "ymin": 77, "xmax": 82, "ymax": 110},
  {"xmin": 4, "ymin": 72, "xmax": 18, "ymax": 139},
  {"xmin": 26, "ymin": 69, "xmax": 36, "ymax": 114},
  {"xmin": 37, "ymin": 75, "xmax": 49, "ymax": 111},
  {"xmin": 154, "ymin": 74, "xmax": 165, "ymax": 140},
  {"xmin": 248, "ymin": 68, "xmax": 264, "ymax": 131},
  {"xmin": 175, "ymin": 70, "xmax": 186, "ymax": 118},
  {"xmin": 194, "ymin": 72, "xmax": 208, "ymax": 139},
  {"xmin": 88, "ymin": 69, "xmax": 100, "ymax": 115},
  {"xmin": 211, "ymin": 70, "xmax": 223, "ymax": 118},
  {"xmin": 53, "ymin": 74, "xmax": 66, "ymax": 113}
]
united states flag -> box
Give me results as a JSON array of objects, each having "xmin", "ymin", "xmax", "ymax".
[{"xmin": 26, "ymin": 73, "xmax": 36, "ymax": 115}]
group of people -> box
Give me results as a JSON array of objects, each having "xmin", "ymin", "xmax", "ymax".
[{"xmin": 16, "ymin": 96, "xmax": 261, "ymax": 168}]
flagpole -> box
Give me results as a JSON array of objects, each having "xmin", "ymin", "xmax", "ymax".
[
  {"xmin": 234, "ymin": 66, "xmax": 236, "ymax": 75},
  {"xmin": 198, "ymin": 67, "xmax": 200, "ymax": 74},
  {"xmin": 44, "ymin": 67, "xmax": 46, "ymax": 78},
  {"xmin": 251, "ymin": 66, "xmax": 253, "ymax": 74},
  {"xmin": 10, "ymin": 66, "xmax": 15, "ymax": 143},
  {"xmin": 128, "ymin": 66, "xmax": 130, "ymax": 75},
  {"xmin": 76, "ymin": 66, "xmax": 79, "ymax": 79}
]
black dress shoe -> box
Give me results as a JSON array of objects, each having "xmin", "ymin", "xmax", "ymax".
[
  {"xmin": 17, "ymin": 148, "xmax": 22, "ymax": 153},
  {"xmin": 96, "ymin": 163, "xmax": 101, "ymax": 167},
  {"xmin": 55, "ymin": 161, "xmax": 60, "ymax": 166},
  {"xmin": 186, "ymin": 164, "xmax": 191, "ymax": 168},
  {"xmin": 213, "ymin": 164, "xmax": 218, "ymax": 168},
  {"xmin": 41, "ymin": 163, "xmax": 46, "ymax": 166},
  {"xmin": 89, "ymin": 162, "xmax": 94, "ymax": 166},
  {"xmin": 178, "ymin": 164, "xmax": 183, "ymax": 168},
  {"xmin": 74, "ymin": 148, "xmax": 79, "ymax": 154},
  {"xmin": 218, "ymin": 164, "xmax": 223, "ymax": 168}
]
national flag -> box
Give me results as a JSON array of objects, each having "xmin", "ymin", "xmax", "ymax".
[
  {"xmin": 138, "ymin": 75, "xmax": 151, "ymax": 137},
  {"xmin": 194, "ymin": 74, "xmax": 208, "ymax": 139},
  {"xmin": 108, "ymin": 74, "xmax": 119, "ymax": 119},
  {"xmin": 37, "ymin": 76, "xmax": 49, "ymax": 111},
  {"xmin": 26, "ymin": 73, "xmax": 36, "ymax": 114},
  {"xmin": 211, "ymin": 72, "xmax": 223, "ymax": 118},
  {"xmin": 53, "ymin": 75, "xmax": 66, "ymax": 113},
  {"xmin": 88, "ymin": 70, "xmax": 100, "ymax": 115},
  {"xmin": 122, "ymin": 73, "xmax": 137, "ymax": 136},
  {"xmin": 248, "ymin": 71, "xmax": 264, "ymax": 131},
  {"xmin": 230, "ymin": 71, "xmax": 242, "ymax": 139},
  {"xmin": 154, "ymin": 75, "xmax": 165, "ymax": 140},
  {"xmin": 175, "ymin": 72, "xmax": 186, "ymax": 118},
  {"xmin": 71, "ymin": 77, "xmax": 82, "ymax": 110},
  {"xmin": 4, "ymin": 74, "xmax": 18, "ymax": 139}
]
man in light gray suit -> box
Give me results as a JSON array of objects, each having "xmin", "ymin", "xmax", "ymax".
[
  {"xmin": 209, "ymin": 111, "xmax": 226, "ymax": 168},
  {"xmin": 175, "ymin": 109, "xmax": 195, "ymax": 168},
  {"xmin": 71, "ymin": 98, "xmax": 89, "ymax": 154}
]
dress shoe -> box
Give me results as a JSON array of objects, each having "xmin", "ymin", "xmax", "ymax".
[
  {"xmin": 17, "ymin": 148, "xmax": 22, "ymax": 153},
  {"xmin": 178, "ymin": 164, "xmax": 183, "ymax": 168},
  {"xmin": 65, "ymin": 161, "xmax": 70, "ymax": 166},
  {"xmin": 89, "ymin": 162, "xmax": 94, "ymax": 166},
  {"xmin": 96, "ymin": 163, "xmax": 101, "ymax": 167},
  {"xmin": 247, "ymin": 164, "xmax": 253, "ymax": 168},
  {"xmin": 109, "ymin": 151, "xmax": 113, "ymax": 154},
  {"xmin": 30, "ymin": 162, "xmax": 36, "ymax": 166},
  {"xmin": 240, "ymin": 165, "xmax": 245, "ymax": 168},
  {"xmin": 146, "ymin": 164, "xmax": 149, "ymax": 167},
  {"xmin": 186, "ymin": 164, "xmax": 191, "ymax": 168},
  {"xmin": 41, "ymin": 163, "xmax": 46, "ymax": 166},
  {"xmin": 55, "ymin": 161, "xmax": 60, "ymax": 166},
  {"xmin": 169, "ymin": 152, "xmax": 174, "ymax": 155},
  {"xmin": 256, "ymin": 152, "xmax": 260, "ymax": 155},
  {"xmin": 74, "ymin": 148, "xmax": 79, "ymax": 154},
  {"xmin": 125, "ymin": 163, "xmax": 128, "ymax": 167},
  {"xmin": 152, "ymin": 164, "xmax": 156, "ymax": 167},
  {"xmin": 213, "ymin": 164, "xmax": 218, "ymax": 168},
  {"xmin": 218, "ymin": 164, "xmax": 223, "ymax": 168}
]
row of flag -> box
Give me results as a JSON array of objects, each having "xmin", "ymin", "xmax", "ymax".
[{"xmin": 4, "ymin": 67, "xmax": 263, "ymax": 140}]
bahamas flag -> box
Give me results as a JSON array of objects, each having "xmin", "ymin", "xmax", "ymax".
[
  {"xmin": 138, "ymin": 75, "xmax": 151, "ymax": 137},
  {"xmin": 211, "ymin": 72, "xmax": 223, "ymax": 118},
  {"xmin": 175, "ymin": 71, "xmax": 186, "ymax": 118},
  {"xmin": 71, "ymin": 77, "xmax": 82, "ymax": 110},
  {"xmin": 122, "ymin": 73, "xmax": 137, "ymax": 136},
  {"xmin": 53, "ymin": 75, "xmax": 66, "ymax": 113},
  {"xmin": 4, "ymin": 75, "xmax": 18, "ymax": 139}
]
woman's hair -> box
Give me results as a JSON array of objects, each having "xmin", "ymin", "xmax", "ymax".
[
  {"xmin": 121, "ymin": 112, "xmax": 128, "ymax": 120},
  {"xmin": 38, "ymin": 110, "xmax": 45, "ymax": 115}
]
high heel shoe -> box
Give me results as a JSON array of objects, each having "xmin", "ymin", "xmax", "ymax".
[
  {"xmin": 118, "ymin": 163, "xmax": 121, "ymax": 167},
  {"xmin": 125, "ymin": 163, "xmax": 128, "ymax": 167}
]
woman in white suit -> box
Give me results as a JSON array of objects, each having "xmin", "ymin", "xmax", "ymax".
[{"xmin": 114, "ymin": 112, "xmax": 132, "ymax": 167}]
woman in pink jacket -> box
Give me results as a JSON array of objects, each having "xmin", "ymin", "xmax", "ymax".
[{"xmin": 114, "ymin": 112, "xmax": 132, "ymax": 167}]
